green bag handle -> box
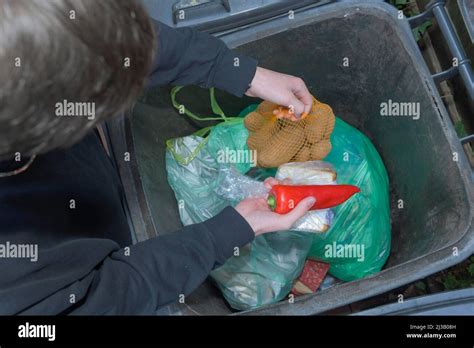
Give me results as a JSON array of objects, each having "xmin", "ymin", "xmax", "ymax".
[
  {"xmin": 170, "ymin": 86, "xmax": 236, "ymax": 122},
  {"xmin": 166, "ymin": 86, "xmax": 240, "ymax": 165}
]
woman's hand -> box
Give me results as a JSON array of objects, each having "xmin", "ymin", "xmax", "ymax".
[
  {"xmin": 235, "ymin": 177, "xmax": 315, "ymax": 236},
  {"xmin": 245, "ymin": 67, "xmax": 313, "ymax": 119}
]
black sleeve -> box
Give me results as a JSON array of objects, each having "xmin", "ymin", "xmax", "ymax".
[
  {"xmin": 147, "ymin": 20, "xmax": 258, "ymax": 97},
  {"xmin": 12, "ymin": 206, "xmax": 254, "ymax": 315},
  {"xmin": 69, "ymin": 207, "xmax": 254, "ymax": 314}
]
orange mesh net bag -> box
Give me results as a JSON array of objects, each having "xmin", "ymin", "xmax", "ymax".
[{"xmin": 245, "ymin": 96, "xmax": 336, "ymax": 168}]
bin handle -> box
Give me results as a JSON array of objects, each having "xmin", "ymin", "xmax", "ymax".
[
  {"xmin": 408, "ymin": 0, "xmax": 474, "ymax": 161},
  {"xmin": 460, "ymin": 134, "xmax": 474, "ymax": 145},
  {"xmin": 408, "ymin": 0, "xmax": 474, "ymax": 101}
]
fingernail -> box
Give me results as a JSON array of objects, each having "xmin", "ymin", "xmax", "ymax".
[{"xmin": 307, "ymin": 197, "xmax": 316, "ymax": 206}]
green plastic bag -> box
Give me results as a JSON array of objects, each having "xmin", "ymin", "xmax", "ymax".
[
  {"xmin": 308, "ymin": 118, "xmax": 391, "ymax": 281},
  {"xmin": 165, "ymin": 88, "xmax": 390, "ymax": 309}
]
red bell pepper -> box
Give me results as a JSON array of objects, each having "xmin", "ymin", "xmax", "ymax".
[{"xmin": 267, "ymin": 184, "xmax": 360, "ymax": 213}]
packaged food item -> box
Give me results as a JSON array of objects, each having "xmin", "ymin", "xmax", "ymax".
[
  {"xmin": 245, "ymin": 98, "xmax": 335, "ymax": 168},
  {"xmin": 291, "ymin": 260, "xmax": 330, "ymax": 296},
  {"xmin": 275, "ymin": 160, "xmax": 336, "ymax": 184}
]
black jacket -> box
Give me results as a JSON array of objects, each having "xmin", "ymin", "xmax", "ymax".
[{"xmin": 0, "ymin": 21, "xmax": 257, "ymax": 315}]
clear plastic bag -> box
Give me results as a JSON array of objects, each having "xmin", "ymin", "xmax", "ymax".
[{"xmin": 214, "ymin": 166, "xmax": 268, "ymax": 201}]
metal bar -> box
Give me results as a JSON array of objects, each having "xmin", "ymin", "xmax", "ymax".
[
  {"xmin": 461, "ymin": 134, "xmax": 474, "ymax": 145},
  {"xmin": 408, "ymin": 9, "xmax": 434, "ymax": 28},
  {"xmin": 408, "ymin": 0, "xmax": 474, "ymax": 101},
  {"xmin": 430, "ymin": 0, "xmax": 474, "ymax": 101},
  {"xmin": 407, "ymin": 0, "xmax": 474, "ymax": 151},
  {"xmin": 432, "ymin": 65, "xmax": 459, "ymax": 83}
]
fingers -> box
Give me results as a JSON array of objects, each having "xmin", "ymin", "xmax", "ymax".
[
  {"xmin": 293, "ymin": 79, "xmax": 313, "ymax": 116},
  {"xmin": 287, "ymin": 98, "xmax": 306, "ymax": 119},
  {"xmin": 244, "ymin": 67, "xmax": 312, "ymax": 120},
  {"xmin": 273, "ymin": 107, "xmax": 299, "ymax": 121},
  {"xmin": 263, "ymin": 177, "xmax": 292, "ymax": 190},
  {"xmin": 273, "ymin": 100, "xmax": 305, "ymax": 120},
  {"xmin": 263, "ymin": 177, "xmax": 279, "ymax": 190},
  {"xmin": 280, "ymin": 196, "xmax": 316, "ymax": 228},
  {"xmin": 273, "ymin": 79, "xmax": 312, "ymax": 119}
]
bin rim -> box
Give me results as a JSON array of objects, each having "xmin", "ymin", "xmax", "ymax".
[{"xmin": 354, "ymin": 287, "xmax": 474, "ymax": 315}]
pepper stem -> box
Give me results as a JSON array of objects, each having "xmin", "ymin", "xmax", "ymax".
[{"xmin": 267, "ymin": 195, "xmax": 276, "ymax": 211}]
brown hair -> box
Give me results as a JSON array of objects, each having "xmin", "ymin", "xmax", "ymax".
[{"xmin": 0, "ymin": 0, "xmax": 156, "ymax": 160}]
